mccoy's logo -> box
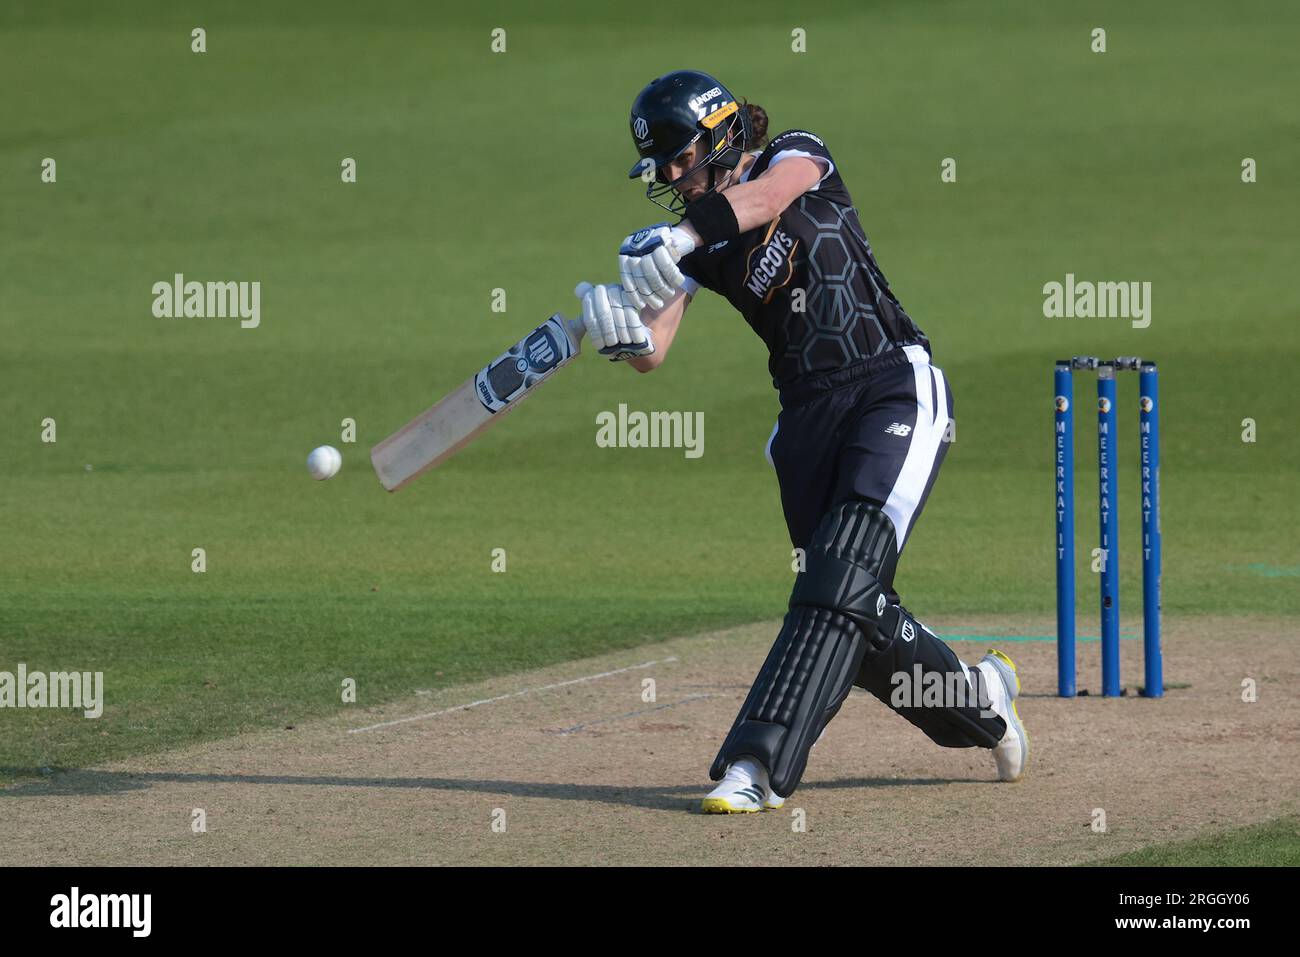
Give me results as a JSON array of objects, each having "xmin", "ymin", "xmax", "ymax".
[{"xmin": 743, "ymin": 222, "xmax": 798, "ymax": 302}]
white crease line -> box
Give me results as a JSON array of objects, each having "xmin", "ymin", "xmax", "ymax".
[
  {"xmin": 544, "ymin": 693, "xmax": 719, "ymax": 736},
  {"xmin": 347, "ymin": 656, "xmax": 679, "ymax": 734}
]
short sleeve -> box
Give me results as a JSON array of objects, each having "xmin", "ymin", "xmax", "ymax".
[{"xmin": 757, "ymin": 130, "xmax": 836, "ymax": 190}]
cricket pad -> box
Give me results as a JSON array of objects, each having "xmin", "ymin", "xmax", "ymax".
[{"xmin": 710, "ymin": 501, "xmax": 897, "ymax": 797}]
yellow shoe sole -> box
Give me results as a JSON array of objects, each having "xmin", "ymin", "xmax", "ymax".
[
  {"xmin": 987, "ymin": 647, "xmax": 1029, "ymax": 780},
  {"xmin": 700, "ymin": 797, "xmax": 760, "ymax": 814},
  {"xmin": 986, "ymin": 648, "xmax": 1020, "ymax": 695}
]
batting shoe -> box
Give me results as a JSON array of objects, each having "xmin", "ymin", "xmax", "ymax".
[
  {"xmin": 978, "ymin": 649, "xmax": 1029, "ymax": 783},
  {"xmin": 700, "ymin": 757, "xmax": 785, "ymax": 813}
]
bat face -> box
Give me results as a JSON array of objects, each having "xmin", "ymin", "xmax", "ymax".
[{"xmin": 370, "ymin": 314, "xmax": 582, "ymax": 491}]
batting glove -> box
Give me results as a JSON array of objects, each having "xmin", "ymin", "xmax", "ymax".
[
  {"xmin": 575, "ymin": 281, "xmax": 656, "ymax": 361},
  {"xmin": 618, "ymin": 224, "xmax": 697, "ymax": 310}
]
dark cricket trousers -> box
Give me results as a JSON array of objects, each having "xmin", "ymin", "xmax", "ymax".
[
  {"xmin": 764, "ymin": 344, "xmax": 1000, "ymax": 750},
  {"xmin": 768, "ymin": 344, "xmax": 952, "ymax": 559}
]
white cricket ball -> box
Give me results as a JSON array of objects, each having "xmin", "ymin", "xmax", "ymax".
[{"xmin": 306, "ymin": 445, "xmax": 342, "ymax": 480}]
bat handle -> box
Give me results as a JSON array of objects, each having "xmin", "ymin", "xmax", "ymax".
[{"xmin": 566, "ymin": 283, "xmax": 590, "ymax": 348}]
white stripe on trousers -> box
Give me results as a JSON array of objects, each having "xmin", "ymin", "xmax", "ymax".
[
  {"xmin": 883, "ymin": 345, "xmax": 950, "ymax": 552},
  {"xmin": 764, "ymin": 420, "xmax": 779, "ymax": 468}
]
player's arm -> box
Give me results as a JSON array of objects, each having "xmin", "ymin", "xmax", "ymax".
[
  {"xmin": 682, "ymin": 157, "xmax": 825, "ymax": 241},
  {"xmin": 619, "ymin": 157, "xmax": 826, "ymax": 308},
  {"xmin": 626, "ymin": 290, "xmax": 690, "ymax": 373}
]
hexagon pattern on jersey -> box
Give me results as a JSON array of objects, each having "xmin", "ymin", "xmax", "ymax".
[{"xmin": 785, "ymin": 197, "xmax": 889, "ymax": 375}]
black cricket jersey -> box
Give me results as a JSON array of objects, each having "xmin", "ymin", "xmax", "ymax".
[{"xmin": 678, "ymin": 130, "xmax": 929, "ymax": 391}]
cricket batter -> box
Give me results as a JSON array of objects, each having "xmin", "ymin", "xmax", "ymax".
[{"xmin": 576, "ymin": 70, "xmax": 1029, "ymax": 812}]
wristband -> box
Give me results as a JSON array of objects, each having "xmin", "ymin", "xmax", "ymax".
[{"xmin": 684, "ymin": 191, "xmax": 740, "ymax": 247}]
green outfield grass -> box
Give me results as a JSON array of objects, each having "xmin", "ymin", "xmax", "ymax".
[
  {"xmin": 1, "ymin": 0, "xmax": 1297, "ymax": 779},
  {"xmin": 1094, "ymin": 816, "xmax": 1300, "ymax": 866}
]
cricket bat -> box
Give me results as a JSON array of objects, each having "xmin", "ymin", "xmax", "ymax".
[{"xmin": 371, "ymin": 311, "xmax": 586, "ymax": 491}]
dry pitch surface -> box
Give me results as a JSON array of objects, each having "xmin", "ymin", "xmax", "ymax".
[{"xmin": 3, "ymin": 615, "xmax": 1296, "ymax": 866}]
